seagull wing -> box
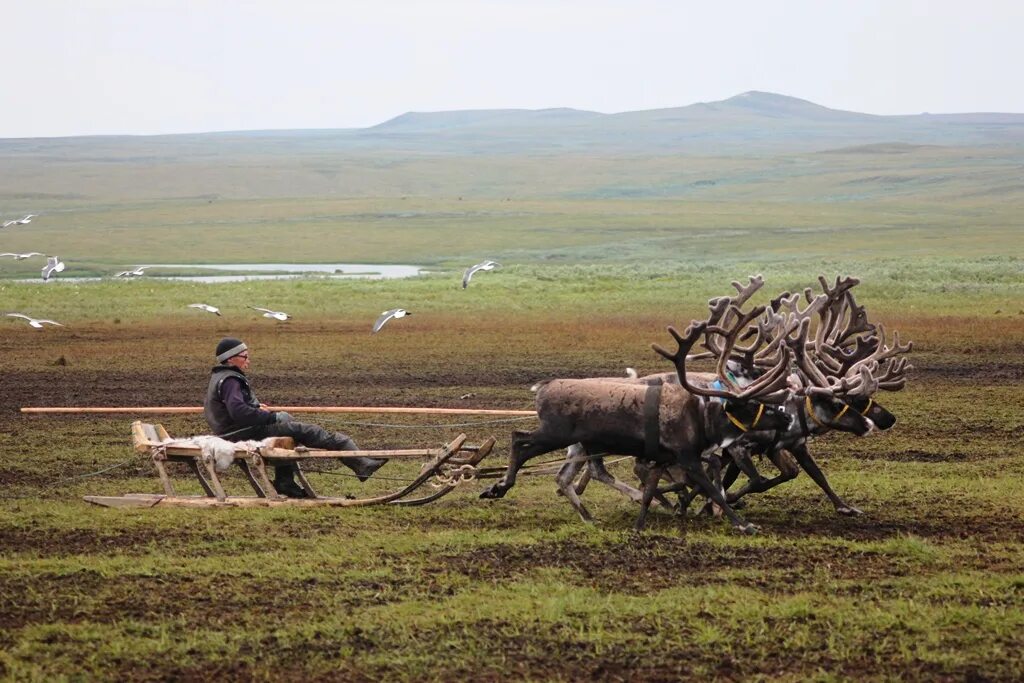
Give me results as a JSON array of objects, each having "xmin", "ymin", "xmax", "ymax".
[
  {"xmin": 0, "ymin": 253, "xmax": 16, "ymax": 257},
  {"xmin": 6, "ymin": 313, "xmax": 31, "ymax": 320},
  {"xmin": 37, "ymin": 319, "xmax": 63, "ymax": 326},
  {"xmin": 373, "ymin": 309, "xmax": 398, "ymax": 333},
  {"xmin": 462, "ymin": 265, "xmax": 480, "ymax": 288},
  {"xmin": 249, "ymin": 306, "xmax": 272, "ymax": 314}
]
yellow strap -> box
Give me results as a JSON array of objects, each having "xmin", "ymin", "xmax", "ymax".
[
  {"xmin": 725, "ymin": 410, "xmax": 749, "ymax": 432},
  {"xmin": 750, "ymin": 403, "xmax": 765, "ymax": 428},
  {"xmin": 805, "ymin": 395, "xmax": 850, "ymax": 429},
  {"xmin": 858, "ymin": 397, "xmax": 874, "ymax": 416},
  {"xmin": 805, "ymin": 395, "xmax": 828, "ymax": 429}
]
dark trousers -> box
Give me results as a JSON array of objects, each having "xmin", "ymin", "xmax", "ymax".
[{"xmin": 222, "ymin": 421, "xmax": 366, "ymax": 480}]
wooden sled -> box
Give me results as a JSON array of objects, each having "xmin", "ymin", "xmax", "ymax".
[{"xmin": 84, "ymin": 421, "xmax": 495, "ymax": 509}]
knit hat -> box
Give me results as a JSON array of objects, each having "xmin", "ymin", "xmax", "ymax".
[{"xmin": 215, "ymin": 337, "xmax": 248, "ymax": 362}]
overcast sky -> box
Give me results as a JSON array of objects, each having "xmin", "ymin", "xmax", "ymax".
[{"xmin": 4, "ymin": 0, "xmax": 1022, "ymax": 138}]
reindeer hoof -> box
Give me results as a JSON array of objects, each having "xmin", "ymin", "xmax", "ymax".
[
  {"xmin": 836, "ymin": 505, "xmax": 863, "ymax": 516},
  {"xmin": 479, "ymin": 486, "xmax": 506, "ymax": 500},
  {"xmin": 737, "ymin": 523, "xmax": 760, "ymax": 535}
]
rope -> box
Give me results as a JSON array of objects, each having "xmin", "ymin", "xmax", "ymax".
[
  {"xmin": 321, "ymin": 415, "xmax": 536, "ymax": 429},
  {"xmin": 303, "ymin": 453, "xmax": 630, "ymax": 486},
  {"xmin": 0, "ymin": 456, "xmax": 142, "ymax": 500}
]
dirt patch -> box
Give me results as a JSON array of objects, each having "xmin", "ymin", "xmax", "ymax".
[
  {"xmin": 869, "ymin": 448, "xmax": 976, "ymax": 462},
  {"xmin": 431, "ymin": 535, "xmax": 912, "ymax": 594},
  {"xmin": 0, "ymin": 524, "xmax": 240, "ymax": 558},
  {"xmin": 763, "ymin": 501, "xmax": 1024, "ymax": 544},
  {"xmin": 918, "ymin": 362, "xmax": 1024, "ymax": 382},
  {"xmin": 0, "ymin": 568, "xmax": 427, "ymax": 632}
]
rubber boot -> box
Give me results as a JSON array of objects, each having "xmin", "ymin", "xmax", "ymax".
[
  {"xmin": 345, "ymin": 456, "xmax": 387, "ymax": 482},
  {"xmin": 273, "ymin": 463, "xmax": 308, "ymax": 499},
  {"xmin": 320, "ymin": 431, "xmax": 386, "ymax": 482}
]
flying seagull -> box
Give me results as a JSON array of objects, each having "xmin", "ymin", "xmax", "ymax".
[
  {"xmin": 188, "ymin": 303, "xmax": 222, "ymax": 316},
  {"xmin": 249, "ymin": 306, "xmax": 291, "ymax": 321},
  {"xmin": 462, "ymin": 260, "xmax": 501, "ymax": 288},
  {"xmin": 115, "ymin": 266, "xmax": 148, "ymax": 277},
  {"xmin": 0, "ymin": 251, "xmax": 43, "ymax": 260},
  {"xmin": 41, "ymin": 256, "xmax": 65, "ymax": 281},
  {"xmin": 5, "ymin": 313, "xmax": 64, "ymax": 329},
  {"xmin": 3, "ymin": 214, "xmax": 37, "ymax": 227},
  {"xmin": 373, "ymin": 308, "xmax": 411, "ymax": 333}
]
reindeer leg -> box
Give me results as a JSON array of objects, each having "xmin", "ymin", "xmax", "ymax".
[
  {"xmin": 573, "ymin": 468, "xmax": 592, "ymax": 496},
  {"xmin": 789, "ymin": 441, "xmax": 863, "ymax": 516},
  {"xmin": 720, "ymin": 461, "xmax": 747, "ymax": 509},
  {"xmin": 697, "ymin": 453, "xmax": 726, "ymax": 517},
  {"xmin": 480, "ymin": 429, "xmax": 548, "ymax": 499},
  {"xmin": 723, "ymin": 444, "xmax": 767, "ymax": 503},
  {"xmin": 682, "ymin": 456, "xmax": 758, "ymax": 535},
  {"xmin": 634, "ymin": 463, "xmax": 665, "ymax": 532},
  {"xmin": 631, "ymin": 461, "xmax": 679, "ymax": 512},
  {"xmin": 555, "ymin": 445, "xmax": 594, "ymax": 523},
  {"xmin": 578, "ymin": 454, "xmax": 643, "ymax": 504},
  {"xmin": 725, "ymin": 444, "xmax": 800, "ymax": 503}
]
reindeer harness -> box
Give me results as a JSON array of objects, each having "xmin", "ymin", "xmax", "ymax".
[
  {"xmin": 800, "ymin": 395, "xmax": 851, "ymax": 433},
  {"xmin": 643, "ymin": 381, "xmax": 662, "ymax": 459}
]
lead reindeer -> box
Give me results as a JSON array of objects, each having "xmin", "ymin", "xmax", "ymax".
[
  {"xmin": 557, "ymin": 275, "xmax": 911, "ymax": 520},
  {"xmin": 574, "ymin": 300, "xmax": 878, "ymax": 519},
  {"xmin": 717, "ymin": 278, "xmax": 913, "ymax": 514},
  {"xmin": 481, "ymin": 305, "xmax": 795, "ymax": 533}
]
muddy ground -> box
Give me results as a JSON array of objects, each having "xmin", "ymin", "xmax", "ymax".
[{"xmin": 2, "ymin": 318, "xmax": 1023, "ymax": 681}]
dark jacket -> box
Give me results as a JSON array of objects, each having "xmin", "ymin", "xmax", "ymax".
[{"xmin": 204, "ymin": 365, "xmax": 277, "ymax": 436}]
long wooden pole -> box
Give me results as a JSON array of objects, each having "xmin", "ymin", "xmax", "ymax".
[{"xmin": 20, "ymin": 405, "xmax": 537, "ymax": 416}]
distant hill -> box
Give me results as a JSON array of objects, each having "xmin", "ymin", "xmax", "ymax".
[
  {"xmin": 352, "ymin": 90, "xmax": 1024, "ymax": 154},
  {"xmin": 3, "ymin": 91, "xmax": 1023, "ymax": 157},
  {"xmin": 2, "ymin": 91, "xmax": 1023, "ymax": 202}
]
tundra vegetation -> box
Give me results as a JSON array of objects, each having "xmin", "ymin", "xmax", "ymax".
[{"xmin": 1, "ymin": 127, "xmax": 1023, "ymax": 678}]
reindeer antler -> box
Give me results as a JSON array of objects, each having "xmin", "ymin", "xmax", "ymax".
[
  {"xmin": 653, "ymin": 308, "xmax": 792, "ymax": 403},
  {"xmin": 844, "ymin": 323, "xmax": 913, "ymax": 379},
  {"xmin": 873, "ymin": 357, "xmax": 913, "ymax": 391},
  {"xmin": 702, "ymin": 275, "xmax": 765, "ymax": 359}
]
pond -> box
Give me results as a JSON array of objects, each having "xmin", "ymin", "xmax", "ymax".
[{"xmin": 16, "ymin": 263, "xmax": 426, "ymax": 284}]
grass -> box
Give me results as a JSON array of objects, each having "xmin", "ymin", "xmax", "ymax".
[
  {"xmin": 1, "ymin": 140, "xmax": 1023, "ymax": 679},
  {"xmin": 2, "ymin": 257, "xmax": 1023, "ymax": 680}
]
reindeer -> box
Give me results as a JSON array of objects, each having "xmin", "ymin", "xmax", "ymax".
[
  {"xmin": 556, "ymin": 275, "xmax": 912, "ymax": 520},
  {"xmin": 481, "ymin": 305, "xmax": 795, "ymax": 533},
  {"xmin": 538, "ymin": 275, "xmax": 791, "ymax": 523},
  {"xmin": 712, "ymin": 276, "xmax": 912, "ymax": 514}
]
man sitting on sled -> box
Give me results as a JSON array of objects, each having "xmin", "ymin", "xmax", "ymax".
[{"xmin": 203, "ymin": 337, "xmax": 386, "ymax": 498}]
